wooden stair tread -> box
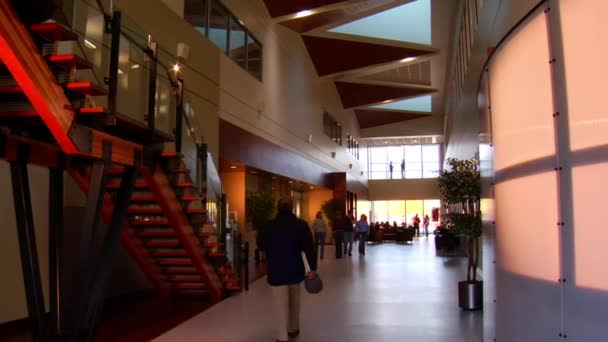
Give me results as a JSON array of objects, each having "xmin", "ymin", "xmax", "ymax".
[
  {"xmin": 79, "ymin": 106, "xmax": 108, "ymax": 117},
  {"xmin": 174, "ymin": 182, "xmax": 195, "ymax": 188},
  {"xmin": 106, "ymin": 182, "xmax": 148, "ymax": 189},
  {"xmin": 174, "ymin": 283, "xmax": 205, "ymax": 290},
  {"xmin": 181, "ymin": 195, "xmax": 200, "ymax": 201},
  {"xmin": 160, "ymin": 151, "xmax": 183, "ymax": 158},
  {"xmin": 164, "ymin": 267, "xmax": 197, "ymax": 274},
  {"xmin": 130, "ymin": 219, "xmax": 170, "ymax": 227},
  {"xmin": 130, "ymin": 195, "xmax": 157, "ymax": 202},
  {"xmin": 167, "ymin": 168, "xmax": 189, "ymax": 174},
  {"xmin": 48, "ymin": 54, "xmax": 93, "ymax": 69},
  {"xmin": 152, "ymin": 250, "xmax": 187, "ymax": 257},
  {"xmin": 158, "ymin": 259, "xmax": 192, "ymax": 266},
  {"xmin": 208, "ymin": 252, "xmax": 225, "ymax": 257},
  {"xmin": 66, "ymin": 81, "xmax": 107, "ymax": 96},
  {"xmin": 198, "ymin": 231, "xmax": 215, "ymax": 237},
  {"xmin": 145, "ymin": 240, "xmax": 179, "ymax": 247},
  {"xmin": 128, "ymin": 207, "xmax": 163, "ymax": 215},
  {"xmin": 0, "ymin": 109, "xmax": 38, "ymax": 117},
  {"xmin": 0, "ymin": 85, "xmax": 23, "ymax": 97},
  {"xmin": 31, "ymin": 22, "xmax": 78, "ymax": 41},
  {"xmin": 169, "ymin": 276, "xmax": 202, "ymax": 282},
  {"xmin": 139, "ymin": 229, "xmax": 175, "ymax": 237}
]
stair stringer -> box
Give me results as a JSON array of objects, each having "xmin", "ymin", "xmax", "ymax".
[
  {"xmin": 0, "ymin": 0, "xmax": 77, "ymax": 153},
  {"xmin": 68, "ymin": 169, "xmax": 172, "ymax": 297},
  {"xmin": 141, "ymin": 165, "xmax": 224, "ymax": 303}
]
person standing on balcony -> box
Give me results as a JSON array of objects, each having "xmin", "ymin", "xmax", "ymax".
[
  {"xmin": 401, "ymin": 159, "xmax": 405, "ymax": 179},
  {"xmin": 257, "ymin": 197, "xmax": 317, "ymax": 342},
  {"xmin": 389, "ymin": 161, "xmax": 394, "ymax": 179},
  {"xmin": 312, "ymin": 211, "xmax": 327, "ymax": 260}
]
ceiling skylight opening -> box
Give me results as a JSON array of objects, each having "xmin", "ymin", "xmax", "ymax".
[
  {"xmin": 328, "ymin": 0, "xmax": 432, "ymax": 45},
  {"xmin": 295, "ymin": 10, "xmax": 314, "ymax": 18},
  {"xmin": 372, "ymin": 95, "xmax": 432, "ymax": 113}
]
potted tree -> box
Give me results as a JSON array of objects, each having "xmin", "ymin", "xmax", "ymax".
[
  {"xmin": 246, "ymin": 192, "xmax": 276, "ymax": 262},
  {"xmin": 321, "ymin": 198, "xmax": 345, "ymax": 240},
  {"xmin": 438, "ymin": 157, "xmax": 482, "ymax": 310}
]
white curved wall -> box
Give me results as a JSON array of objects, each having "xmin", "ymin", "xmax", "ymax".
[{"xmin": 484, "ymin": 0, "xmax": 608, "ymax": 340}]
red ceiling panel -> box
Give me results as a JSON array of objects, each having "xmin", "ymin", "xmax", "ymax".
[
  {"xmin": 355, "ymin": 109, "xmax": 429, "ymax": 128},
  {"xmin": 302, "ymin": 35, "xmax": 433, "ymax": 76},
  {"xmin": 262, "ymin": 0, "xmax": 347, "ymax": 18},
  {"xmin": 334, "ymin": 81, "xmax": 434, "ymax": 108}
]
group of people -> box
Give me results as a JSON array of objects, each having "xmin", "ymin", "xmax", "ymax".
[
  {"xmin": 388, "ymin": 159, "xmax": 406, "ymax": 179},
  {"xmin": 367, "ymin": 213, "xmax": 431, "ymax": 236},
  {"xmin": 312, "ymin": 210, "xmax": 371, "ymax": 259}
]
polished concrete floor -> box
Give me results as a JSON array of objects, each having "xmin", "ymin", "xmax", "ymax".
[{"xmin": 155, "ymin": 237, "xmax": 483, "ymax": 342}]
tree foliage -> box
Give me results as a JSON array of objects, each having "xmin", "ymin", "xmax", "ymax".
[
  {"xmin": 245, "ymin": 192, "xmax": 276, "ymax": 231},
  {"xmin": 321, "ymin": 198, "xmax": 345, "ymax": 228}
]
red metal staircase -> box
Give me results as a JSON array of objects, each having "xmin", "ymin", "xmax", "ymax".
[{"xmin": 0, "ymin": 1, "xmax": 239, "ymax": 340}]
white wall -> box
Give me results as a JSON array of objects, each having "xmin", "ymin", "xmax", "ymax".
[
  {"xmin": 368, "ymin": 178, "xmax": 440, "ymax": 201},
  {"xmin": 479, "ymin": 0, "xmax": 608, "ymax": 340},
  {"xmin": 126, "ymin": 0, "xmax": 367, "ymax": 182}
]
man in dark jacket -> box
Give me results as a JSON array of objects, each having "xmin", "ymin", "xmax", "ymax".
[{"xmin": 257, "ymin": 197, "xmax": 317, "ymax": 342}]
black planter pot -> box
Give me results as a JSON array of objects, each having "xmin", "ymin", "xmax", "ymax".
[{"xmin": 458, "ymin": 280, "xmax": 483, "ymax": 310}]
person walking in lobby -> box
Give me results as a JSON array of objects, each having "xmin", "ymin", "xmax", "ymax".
[
  {"xmin": 257, "ymin": 197, "xmax": 317, "ymax": 342},
  {"xmin": 355, "ymin": 214, "xmax": 370, "ymax": 255},
  {"xmin": 343, "ymin": 211, "xmax": 355, "ymax": 256},
  {"xmin": 332, "ymin": 210, "xmax": 346, "ymax": 258},
  {"xmin": 312, "ymin": 211, "xmax": 327, "ymax": 260}
]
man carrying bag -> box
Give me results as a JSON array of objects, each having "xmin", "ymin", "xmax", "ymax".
[{"xmin": 257, "ymin": 197, "xmax": 317, "ymax": 342}]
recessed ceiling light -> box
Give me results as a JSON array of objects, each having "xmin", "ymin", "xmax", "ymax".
[
  {"xmin": 230, "ymin": 165, "xmax": 237, "ymax": 169},
  {"xmin": 309, "ymin": 186, "xmax": 314, "ymax": 189},
  {"xmin": 131, "ymin": 64, "xmax": 140, "ymax": 69},
  {"xmin": 382, "ymin": 99, "xmax": 393, "ymax": 104},
  {"xmin": 384, "ymin": 141, "xmax": 388, "ymax": 144},
  {"xmin": 288, "ymin": 181, "xmax": 293, "ymax": 184},
  {"xmin": 400, "ymin": 57, "xmax": 416, "ymax": 63},
  {"xmin": 84, "ymin": 39, "xmax": 97, "ymax": 49},
  {"xmin": 172, "ymin": 63, "xmax": 181, "ymax": 72},
  {"xmin": 295, "ymin": 10, "xmax": 314, "ymax": 18}
]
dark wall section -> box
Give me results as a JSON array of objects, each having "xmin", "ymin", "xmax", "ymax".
[{"xmin": 219, "ymin": 119, "xmax": 368, "ymax": 198}]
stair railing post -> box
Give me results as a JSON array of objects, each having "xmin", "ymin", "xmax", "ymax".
[
  {"xmin": 145, "ymin": 40, "xmax": 158, "ymax": 129},
  {"xmin": 175, "ymin": 78, "xmax": 184, "ymax": 153},
  {"xmin": 10, "ymin": 144, "xmax": 47, "ymax": 341},
  {"xmin": 105, "ymin": 11, "xmax": 121, "ymax": 125},
  {"xmin": 49, "ymin": 154, "xmax": 66, "ymax": 339}
]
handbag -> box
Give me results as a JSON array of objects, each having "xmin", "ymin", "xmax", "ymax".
[{"xmin": 301, "ymin": 251, "xmax": 323, "ymax": 294}]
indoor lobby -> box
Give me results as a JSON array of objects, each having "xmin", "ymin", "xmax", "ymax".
[{"xmin": 0, "ymin": 0, "xmax": 607, "ymax": 341}]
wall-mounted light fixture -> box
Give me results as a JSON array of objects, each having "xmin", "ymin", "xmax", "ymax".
[{"xmin": 331, "ymin": 152, "xmax": 336, "ymax": 158}]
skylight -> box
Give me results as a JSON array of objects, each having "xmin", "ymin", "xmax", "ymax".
[
  {"xmin": 328, "ymin": 0, "xmax": 431, "ymax": 45},
  {"xmin": 372, "ymin": 95, "xmax": 432, "ymax": 112}
]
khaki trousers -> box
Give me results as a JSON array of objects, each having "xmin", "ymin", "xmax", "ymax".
[{"xmin": 271, "ymin": 283, "xmax": 301, "ymax": 341}]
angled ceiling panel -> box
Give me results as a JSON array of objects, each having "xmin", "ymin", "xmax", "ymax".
[
  {"xmin": 334, "ymin": 81, "xmax": 435, "ymax": 108},
  {"xmin": 355, "ymin": 109, "xmax": 429, "ymax": 128},
  {"xmin": 361, "ymin": 60, "xmax": 431, "ymax": 86},
  {"xmin": 302, "ymin": 35, "xmax": 433, "ymax": 76},
  {"xmin": 280, "ymin": 0, "xmax": 398, "ymax": 33},
  {"xmin": 262, "ymin": 0, "xmax": 348, "ymax": 18}
]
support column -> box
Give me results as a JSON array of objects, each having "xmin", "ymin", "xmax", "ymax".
[{"xmin": 10, "ymin": 144, "xmax": 46, "ymax": 341}]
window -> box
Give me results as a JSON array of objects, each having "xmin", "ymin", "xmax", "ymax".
[
  {"xmin": 208, "ymin": 3, "xmax": 229, "ymax": 53},
  {"xmin": 229, "ymin": 17, "xmax": 246, "ymax": 68},
  {"xmin": 346, "ymin": 134, "xmax": 360, "ymax": 159},
  {"xmin": 323, "ymin": 111, "xmax": 342, "ymax": 145},
  {"xmin": 367, "ymin": 143, "xmax": 441, "ymax": 179},
  {"xmin": 184, "ymin": 0, "xmax": 263, "ymax": 80}
]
